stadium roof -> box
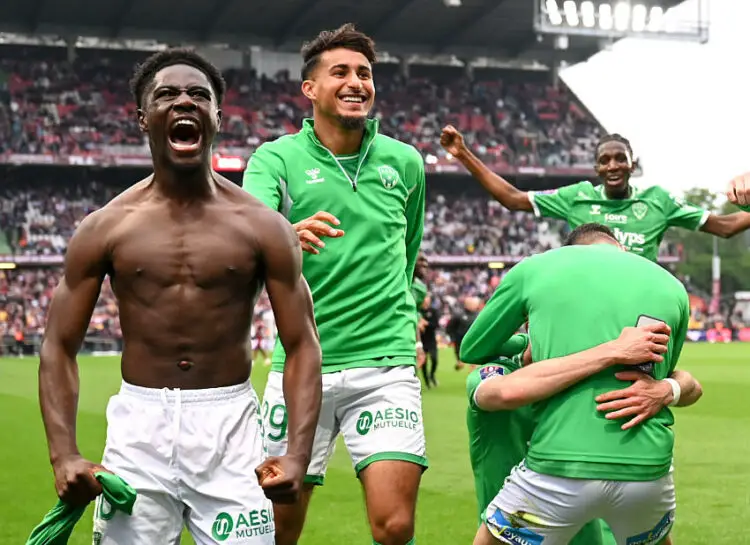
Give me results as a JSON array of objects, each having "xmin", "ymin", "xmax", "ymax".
[{"xmin": 0, "ymin": 0, "xmax": 687, "ymax": 64}]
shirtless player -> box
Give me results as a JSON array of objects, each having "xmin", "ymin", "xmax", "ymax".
[{"xmin": 38, "ymin": 49, "xmax": 322, "ymax": 545}]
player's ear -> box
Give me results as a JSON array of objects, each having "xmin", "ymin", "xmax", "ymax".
[
  {"xmin": 216, "ymin": 108, "xmax": 222, "ymax": 129},
  {"xmin": 631, "ymin": 156, "xmax": 639, "ymax": 172},
  {"xmin": 136, "ymin": 108, "xmax": 147, "ymax": 132},
  {"xmin": 301, "ymin": 80, "xmax": 315, "ymax": 101}
]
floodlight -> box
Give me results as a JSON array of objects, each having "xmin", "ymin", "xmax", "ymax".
[
  {"xmin": 632, "ymin": 4, "xmax": 647, "ymax": 32},
  {"xmin": 598, "ymin": 3, "xmax": 613, "ymax": 30},
  {"xmin": 546, "ymin": 0, "xmax": 563, "ymax": 25},
  {"xmin": 614, "ymin": 2, "xmax": 631, "ymax": 32},
  {"xmin": 563, "ymin": 1, "xmax": 579, "ymax": 26},
  {"xmin": 580, "ymin": 1, "xmax": 596, "ymax": 28},
  {"xmin": 647, "ymin": 6, "xmax": 664, "ymax": 31}
]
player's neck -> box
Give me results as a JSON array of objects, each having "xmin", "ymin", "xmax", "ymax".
[
  {"xmin": 152, "ymin": 163, "xmax": 217, "ymax": 202},
  {"xmin": 313, "ymin": 114, "xmax": 364, "ymax": 155}
]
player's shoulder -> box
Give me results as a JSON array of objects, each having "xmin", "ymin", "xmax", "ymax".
[
  {"xmin": 78, "ymin": 177, "xmax": 152, "ymax": 233},
  {"xmin": 249, "ymin": 133, "xmax": 305, "ymax": 164},
  {"xmin": 374, "ymin": 133, "xmax": 424, "ymax": 165}
]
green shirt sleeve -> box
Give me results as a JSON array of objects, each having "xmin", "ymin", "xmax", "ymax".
[
  {"xmin": 466, "ymin": 363, "xmax": 513, "ymax": 410},
  {"xmin": 658, "ymin": 187, "xmax": 710, "ymax": 230},
  {"xmin": 460, "ymin": 264, "xmax": 528, "ymax": 364},
  {"xmin": 739, "ymin": 204, "xmax": 750, "ymax": 213},
  {"xmin": 242, "ymin": 144, "xmax": 286, "ymax": 213},
  {"xmin": 496, "ymin": 333, "xmax": 529, "ymax": 359},
  {"xmin": 528, "ymin": 181, "xmax": 586, "ymax": 220},
  {"xmin": 404, "ymin": 150, "xmax": 426, "ymax": 287}
]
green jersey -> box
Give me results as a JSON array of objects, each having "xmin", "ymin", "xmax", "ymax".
[
  {"xmin": 466, "ymin": 339, "xmax": 533, "ymax": 522},
  {"xmin": 528, "ymin": 181, "xmax": 709, "ymax": 262},
  {"xmin": 466, "ymin": 339, "xmax": 613, "ymax": 545},
  {"xmin": 461, "ymin": 244, "xmax": 690, "ymax": 481},
  {"xmin": 411, "ymin": 277, "xmax": 427, "ymax": 313},
  {"xmin": 243, "ymin": 118, "xmax": 425, "ymax": 372}
]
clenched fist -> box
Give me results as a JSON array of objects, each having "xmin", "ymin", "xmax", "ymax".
[
  {"xmin": 727, "ymin": 172, "xmax": 750, "ymax": 210},
  {"xmin": 440, "ymin": 125, "xmax": 467, "ymax": 158}
]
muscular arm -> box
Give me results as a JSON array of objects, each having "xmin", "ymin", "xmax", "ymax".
[
  {"xmin": 474, "ymin": 343, "xmax": 621, "ymax": 411},
  {"xmin": 700, "ymin": 212, "xmax": 750, "ymax": 238},
  {"xmin": 475, "ymin": 326, "xmax": 670, "ymax": 412},
  {"xmin": 261, "ymin": 214, "xmax": 322, "ymax": 466},
  {"xmin": 454, "ymin": 147, "xmax": 532, "ymax": 212},
  {"xmin": 39, "ymin": 212, "xmax": 108, "ymax": 465}
]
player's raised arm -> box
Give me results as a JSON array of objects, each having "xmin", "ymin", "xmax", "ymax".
[
  {"xmin": 440, "ymin": 125, "xmax": 533, "ymax": 212},
  {"xmin": 39, "ymin": 210, "xmax": 109, "ymax": 505},
  {"xmin": 256, "ymin": 214, "xmax": 322, "ymax": 503},
  {"xmin": 474, "ymin": 324, "xmax": 670, "ymax": 411},
  {"xmin": 660, "ymin": 176, "xmax": 750, "ymax": 238}
]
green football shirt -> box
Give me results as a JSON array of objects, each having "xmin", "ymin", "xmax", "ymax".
[
  {"xmin": 466, "ymin": 339, "xmax": 614, "ymax": 545},
  {"xmin": 528, "ymin": 181, "xmax": 709, "ymax": 262},
  {"xmin": 243, "ymin": 118, "xmax": 425, "ymax": 372},
  {"xmin": 461, "ymin": 243, "xmax": 690, "ymax": 481}
]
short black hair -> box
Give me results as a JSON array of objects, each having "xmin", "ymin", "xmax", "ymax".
[
  {"xmin": 564, "ymin": 223, "xmax": 617, "ymax": 246},
  {"xmin": 595, "ymin": 133, "xmax": 633, "ymax": 159},
  {"xmin": 300, "ymin": 23, "xmax": 377, "ymax": 80},
  {"xmin": 129, "ymin": 48, "xmax": 227, "ymax": 109}
]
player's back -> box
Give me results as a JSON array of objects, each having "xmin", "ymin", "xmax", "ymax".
[{"xmin": 520, "ymin": 244, "xmax": 689, "ymax": 482}]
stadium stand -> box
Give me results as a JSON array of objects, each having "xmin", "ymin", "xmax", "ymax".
[{"xmin": 0, "ymin": 46, "xmax": 601, "ymax": 171}]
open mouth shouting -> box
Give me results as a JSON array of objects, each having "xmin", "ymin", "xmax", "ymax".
[{"xmin": 168, "ymin": 117, "xmax": 202, "ymax": 154}]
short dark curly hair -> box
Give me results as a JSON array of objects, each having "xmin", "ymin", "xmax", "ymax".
[
  {"xmin": 564, "ymin": 223, "xmax": 617, "ymax": 246},
  {"xmin": 129, "ymin": 48, "xmax": 226, "ymax": 109},
  {"xmin": 300, "ymin": 23, "xmax": 377, "ymax": 80}
]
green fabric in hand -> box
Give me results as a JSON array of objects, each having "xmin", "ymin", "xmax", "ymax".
[{"xmin": 26, "ymin": 472, "xmax": 136, "ymax": 545}]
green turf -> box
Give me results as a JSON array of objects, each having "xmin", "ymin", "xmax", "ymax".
[{"xmin": 2, "ymin": 343, "xmax": 748, "ymax": 544}]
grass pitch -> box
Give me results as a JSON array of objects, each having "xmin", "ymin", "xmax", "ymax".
[{"xmin": 1, "ymin": 343, "xmax": 747, "ymax": 544}]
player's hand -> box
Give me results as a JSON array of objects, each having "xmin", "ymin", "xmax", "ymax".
[
  {"xmin": 595, "ymin": 371, "xmax": 673, "ymax": 430},
  {"xmin": 292, "ymin": 211, "xmax": 345, "ymax": 254},
  {"xmin": 417, "ymin": 344, "xmax": 426, "ymax": 368},
  {"xmin": 255, "ymin": 455, "xmax": 306, "ymax": 504},
  {"xmin": 440, "ymin": 125, "xmax": 467, "ymax": 158},
  {"xmin": 609, "ymin": 323, "xmax": 671, "ymax": 366},
  {"xmin": 418, "ymin": 317, "xmax": 428, "ymax": 334},
  {"xmin": 52, "ymin": 455, "xmax": 108, "ymax": 506},
  {"xmin": 726, "ymin": 172, "xmax": 750, "ymax": 207}
]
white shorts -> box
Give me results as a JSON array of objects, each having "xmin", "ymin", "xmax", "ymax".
[
  {"xmin": 485, "ymin": 461, "xmax": 676, "ymax": 545},
  {"xmin": 262, "ymin": 365, "xmax": 427, "ymax": 484},
  {"xmin": 93, "ymin": 381, "xmax": 274, "ymax": 545}
]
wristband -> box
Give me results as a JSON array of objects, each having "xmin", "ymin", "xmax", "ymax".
[
  {"xmin": 664, "ymin": 378, "xmax": 681, "ymax": 407},
  {"xmin": 416, "ymin": 342, "xmax": 423, "ymax": 349}
]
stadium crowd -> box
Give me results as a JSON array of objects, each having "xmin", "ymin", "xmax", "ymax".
[{"xmin": 0, "ymin": 47, "xmax": 600, "ymax": 169}]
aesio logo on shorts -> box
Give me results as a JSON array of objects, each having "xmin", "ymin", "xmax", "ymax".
[
  {"xmin": 356, "ymin": 407, "xmax": 421, "ymax": 435},
  {"xmin": 212, "ymin": 509, "xmax": 274, "ymax": 541}
]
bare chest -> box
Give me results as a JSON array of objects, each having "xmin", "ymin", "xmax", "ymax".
[{"xmin": 110, "ymin": 211, "xmax": 260, "ymax": 290}]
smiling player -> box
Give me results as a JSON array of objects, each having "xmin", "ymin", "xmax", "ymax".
[
  {"xmin": 244, "ymin": 24, "xmax": 426, "ymax": 545},
  {"xmin": 440, "ymin": 126, "xmax": 750, "ymax": 262}
]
